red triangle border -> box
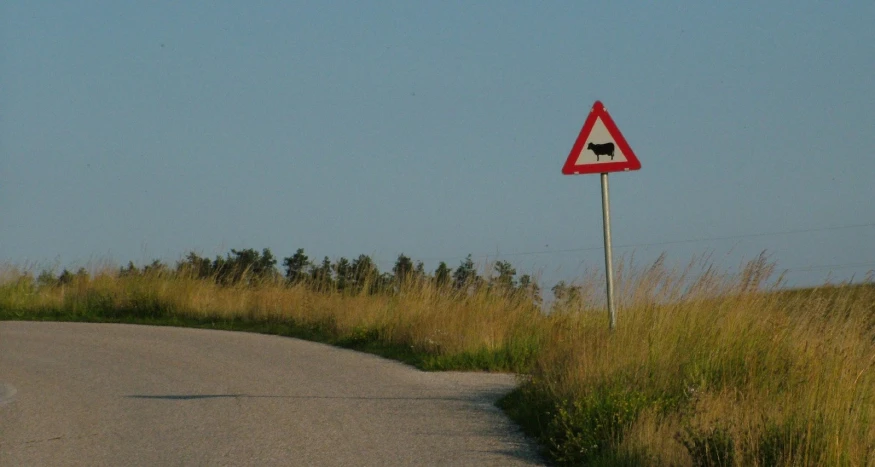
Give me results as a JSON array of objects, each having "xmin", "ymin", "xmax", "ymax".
[{"xmin": 562, "ymin": 101, "xmax": 641, "ymax": 175}]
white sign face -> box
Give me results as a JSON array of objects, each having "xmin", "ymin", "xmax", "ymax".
[{"xmin": 570, "ymin": 116, "xmax": 630, "ymax": 165}]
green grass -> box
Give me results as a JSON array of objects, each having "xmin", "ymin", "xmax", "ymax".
[{"xmin": 2, "ymin": 258, "xmax": 874, "ymax": 466}]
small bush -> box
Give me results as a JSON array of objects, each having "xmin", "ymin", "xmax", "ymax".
[
  {"xmin": 548, "ymin": 389, "xmax": 651, "ymax": 465},
  {"xmin": 753, "ymin": 416, "xmax": 827, "ymax": 466},
  {"xmin": 37, "ymin": 269, "xmax": 58, "ymax": 287},
  {"xmin": 681, "ymin": 426, "xmax": 735, "ymax": 467}
]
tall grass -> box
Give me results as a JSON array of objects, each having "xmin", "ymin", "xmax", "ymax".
[
  {"xmin": 2, "ymin": 256, "xmax": 873, "ymax": 465},
  {"xmin": 503, "ymin": 254, "xmax": 875, "ymax": 466},
  {"xmin": 0, "ymin": 265, "xmax": 545, "ymax": 371}
]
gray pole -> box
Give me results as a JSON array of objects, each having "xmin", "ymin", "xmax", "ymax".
[{"xmin": 600, "ymin": 172, "xmax": 616, "ymax": 330}]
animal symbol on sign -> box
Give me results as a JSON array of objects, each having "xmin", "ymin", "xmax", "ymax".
[{"xmin": 586, "ymin": 142, "xmax": 615, "ymax": 161}]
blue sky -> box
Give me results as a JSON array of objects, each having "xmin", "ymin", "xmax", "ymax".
[{"xmin": 2, "ymin": 1, "xmax": 874, "ymax": 287}]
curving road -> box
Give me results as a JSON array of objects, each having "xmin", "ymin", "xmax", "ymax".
[{"xmin": 0, "ymin": 321, "xmax": 542, "ymax": 466}]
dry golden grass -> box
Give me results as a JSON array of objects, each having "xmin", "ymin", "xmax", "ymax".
[
  {"xmin": 519, "ymin": 254, "xmax": 875, "ymax": 465},
  {"xmin": 0, "ymin": 267, "xmax": 545, "ymax": 369},
  {"xmin": 2, "ymin": 254, "xmax": 873, "ymax": 465}
]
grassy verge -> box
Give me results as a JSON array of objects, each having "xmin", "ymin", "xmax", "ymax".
[
  {"xmin": 2, "ymin": 258, "xmax": 874, "ymax": 466},
  {"xmin": 0, "ymin": 270, "xmax": 544, "ymax": 372}
]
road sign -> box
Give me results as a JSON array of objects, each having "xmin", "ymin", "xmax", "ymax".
[
  {"xmin": 561, "ymin": 100, "xmax": 642, "ymax": 330},
  {"xmin": 562, "ymin": 101, "xmax": 641, "ymax": 175}
]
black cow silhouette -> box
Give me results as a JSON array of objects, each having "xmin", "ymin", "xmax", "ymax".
[{"xmin": 586, "ymin": 142, "xmax": 615, "ymax": 161}]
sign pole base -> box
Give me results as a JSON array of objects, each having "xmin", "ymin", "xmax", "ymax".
[{"xmin": 600, "ymin": 173, "xmax": 616, "ymax": 330}]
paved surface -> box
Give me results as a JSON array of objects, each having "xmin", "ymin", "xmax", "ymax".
[{"xmin": 0, "ymin": 321, "xmax": 542, "ymax": 466}]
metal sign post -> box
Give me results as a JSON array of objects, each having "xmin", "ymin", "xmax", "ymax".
[
  {"xmin": 562, "ymin": 101, "xmax": 640, "ymax": 330},
  {"xmin": 600, "ymin": 173, "xmax": 616, "ymax": 330}
]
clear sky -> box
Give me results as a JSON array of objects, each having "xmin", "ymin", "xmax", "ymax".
[{"xmin": 2, "ymin": 1, "xmax": 874, "ymax": 288}]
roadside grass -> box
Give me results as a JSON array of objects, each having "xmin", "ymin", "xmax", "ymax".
[
  {"xmin": 0, "ymin": 267, "xmax": 545, "ymax": 372},
  {"xmin": 2, "ymin": 257, "xmax": 873, "ymax": 466},
  {"xmin": 499, "ymin": 257, "xmax": 875, "ymax": 466}
]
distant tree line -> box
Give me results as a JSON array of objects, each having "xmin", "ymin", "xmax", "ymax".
[{"xmin": 35, "ymin": 247, "xmax": 547, "ymax": 305}]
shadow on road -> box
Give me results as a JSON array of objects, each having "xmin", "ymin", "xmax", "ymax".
[
  {"xmin": 123, "ymin": 394, "xmax": 543, "ymax": 464},
  {"xmin": 125, "ymin": 394, "xmax": 474, "ymax": 402}
]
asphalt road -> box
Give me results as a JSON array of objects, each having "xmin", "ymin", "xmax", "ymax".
[{"xmin": 0, "ymin": 321, "xmax": 542, "ymax": 466}]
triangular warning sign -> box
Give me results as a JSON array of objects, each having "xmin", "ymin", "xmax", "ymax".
[{"xmin": 562, "ymin": 101, "xmax": 641, "ymax": 175}]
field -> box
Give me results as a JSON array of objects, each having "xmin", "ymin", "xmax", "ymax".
[{"xmin": 2, "ymin": 254, "xmax": 873, "ymax": 466}]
